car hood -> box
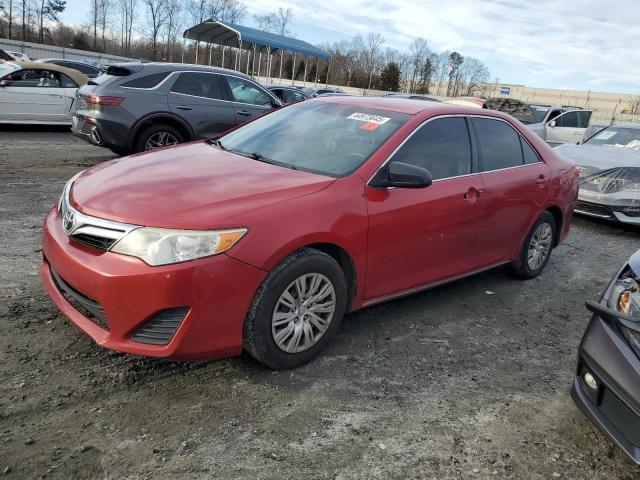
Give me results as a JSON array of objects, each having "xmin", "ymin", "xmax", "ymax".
[
  {"xmin": 70, "ymin": 142, "xmax": 335, "ymax": 229},
  {"xmin": 554, "ymin": 144, "xmax": 640, "ymax": 170}
]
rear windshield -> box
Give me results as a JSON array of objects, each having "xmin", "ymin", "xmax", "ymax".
[{"xmin": 218, "ymin": 101, "xmax": 410, "ymax": 177}]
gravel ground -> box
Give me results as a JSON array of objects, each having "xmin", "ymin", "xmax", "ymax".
[{"xmin": 1, "ymin": 126, "xmax": 639, "ymax": 479}]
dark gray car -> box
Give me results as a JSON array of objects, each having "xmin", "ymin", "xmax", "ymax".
[
  {"xmin": 572, "ymin": 249, "xmax": 640, "ymax": 464},
  {"xmin": 71, "ymin": 62, "xmax": 282, "ymax": 154}
]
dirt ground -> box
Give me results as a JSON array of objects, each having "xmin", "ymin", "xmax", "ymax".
[{"xmin": 1, "ymin": 125, "xmax": 639, "ymax": 480}]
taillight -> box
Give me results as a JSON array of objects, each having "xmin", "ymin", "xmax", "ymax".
[{"xmin": 83, "ymin": 95, "xmax": 124, "ymax": 106}]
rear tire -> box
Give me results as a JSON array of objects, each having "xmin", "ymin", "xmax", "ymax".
[
  {"xmin": 134, "ymin": 124, "xmax": 184, "ymax": 153},
  {"xmin": 507, "ymin": 211, "xmax": 556, "ymax": 279},
  {"xmin": 243, "ymin": 248, "xmax": 347, "ymax": 370}
]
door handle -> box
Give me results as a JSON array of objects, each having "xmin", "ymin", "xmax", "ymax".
[
  {"xmin": 236, "ymin": 110, "xmax": 252, "ymax": 116},
  {"xmin": 463, "ymin": 187, "xmax": 482, "ymax": 203},
  {"xmin": 175, "ymin": 105, "xmax": 192, "ymax": 111}
]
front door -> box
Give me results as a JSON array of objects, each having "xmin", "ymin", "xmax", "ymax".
[
  {"xmin": 167, "ymin": 71, "xmax": 236, "ymax": 138},
  {"xmin": 364, "ymin": 116, "xmax": 488, "ymax": 300},
  {"xmin": 546, "ymin": 110, "xmax": 592, "ymax": 145}
]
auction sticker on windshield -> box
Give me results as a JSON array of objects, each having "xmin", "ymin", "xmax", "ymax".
[{"xmin": 347, "ymin": 112, "xmax": 391, "ymax": 125}]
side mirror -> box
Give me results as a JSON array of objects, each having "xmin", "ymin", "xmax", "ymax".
[
  {"xmin": 370, "ymin": 162, "xmax": 433, "ymax": 189},
  {"xmin": 548, "ymin": 120, "xmax": 556, "ymax": 127},
  {"xmin": 0, "ymin": 80, "xmax": 9, "ymax": 87}
]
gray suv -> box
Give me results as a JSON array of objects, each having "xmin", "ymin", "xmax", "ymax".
[{"xmin": 71, "ymin": 63, "xmax": 282, "ymax": 154}]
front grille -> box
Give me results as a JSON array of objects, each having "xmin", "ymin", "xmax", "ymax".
[
  {"xmin": 71, "ymin": 233, "xmax": 117, "ymax": 251},
  {"xmin": 574, "ymin": 201, "xmax": 614, "ymax": 219},
  {"xmin": 131, "ymin": 307, "xmax": 188, "ymax": 345},
  {"xmin": 51, "ymin": 269, "xmax": 109, "ymax": 330}
]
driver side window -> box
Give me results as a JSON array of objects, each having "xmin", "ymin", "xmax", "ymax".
[
  {"xmin": 2, "ymin": 69, "xmax": 62, "ymax": 87},
  {"xmin": 390, "ymin": 117, "xmax": 472, "ymax": 180},
  {"xmin": 226, "ymin": 77, "xmax": 272, "ymax": 107}
]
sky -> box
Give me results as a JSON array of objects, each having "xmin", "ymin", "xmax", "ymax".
[{"xmin": 59, "ymin": 0, "xmax": 640, "ymax": 94}]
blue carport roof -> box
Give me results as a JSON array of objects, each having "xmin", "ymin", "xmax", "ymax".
[{"xmin": 183, "ymin": 19, "xmax": 331, "ymax": 60}]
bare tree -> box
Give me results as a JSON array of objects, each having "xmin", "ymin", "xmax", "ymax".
[
  {"xmin": 364, "ymin": 32, "xmax": 384, "ymax": 90},
  {"xmin": 36, "ymin": 0, "xmax": 66, "ymax": 44},
  {"xmin": 408, "ymin": 38, "xmax": 429, "ymax": 93},
  {"xmin": 163, "ymin": 0, "xmax": 183, "ymax": 61},
  {"xmin": 118, "ymin": 0, "xmax": 137, "ymax": 55},
  {"xmin": 142, "ymin": 0, "xmax": 169, "ymax": 61}
]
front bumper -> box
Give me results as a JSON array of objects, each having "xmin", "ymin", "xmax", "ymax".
[
  {"xmin": 41, "ymin": 206, "xmax": 266, "ymax": 361},
  {"xmin": 576, "ymin": 189, "xmax": 640, "ymax": 225},
  {"xmin": 571, "ymin": 268, "xmax": 640, "ymax": 464}
]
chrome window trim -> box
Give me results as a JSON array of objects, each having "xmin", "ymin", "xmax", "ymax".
[{"xmin": 367, "ymin": 113, "xmax": 543, "ymax": 187}]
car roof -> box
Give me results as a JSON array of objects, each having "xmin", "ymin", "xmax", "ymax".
[
  {"xmin": 110, "ymin": 62, "xmax": 257, "ymax": 81},
  {"xmin": 37, "ymin": 58, "xmax": 96, "ymax": 65},
  {"xmin": 315, "ymin": 95, "xmax": 512, "ymax": 118},
  {"xmin": 10, "ymin": 60, "xmax": 89, "ymax": 85}
]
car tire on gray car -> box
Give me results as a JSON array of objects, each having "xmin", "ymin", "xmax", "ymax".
[
  {"xmin": 135, "ymin": 124, "xmax": 185, "ymax": 152},
  {"xmin": 507, "ymin": 211, "xmax": 556, "ymax": 279},
  {"xmin": 243, "ymin": 248, "xmax": 348, "ymax": 370}
]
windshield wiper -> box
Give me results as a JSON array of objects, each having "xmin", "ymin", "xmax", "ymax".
[
  {"xmin": 246, "ymin": 152, "xmax": 298, "ymax": 170},
  {"xmin": 211, "ymin": 138, "xmax": 228, "ymax": 151}
]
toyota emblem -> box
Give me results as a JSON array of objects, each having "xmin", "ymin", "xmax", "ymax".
[{"xmin": 63, "ymin": 210, "xmax": 76, "ymax": 233}]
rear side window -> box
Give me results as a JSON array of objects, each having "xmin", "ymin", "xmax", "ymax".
[
  {"xmin": 122, "ymin": 72, "xmax": 170, "ymax": 89},
  {"xmin": 60, "ymin": 73, "xmax": 78, "ymax": 88},
  {"xmin": 391, "ymin": 117, "xmax": 472, "ymax": 180},
  {"xmin": 474, "ymin": 118, "xmax": 523, "ymax": 171},
  {"xmin": 170, "ymin": 72, "xmax": 225, "ymax": 100},
  {"xmin": 283, "ymin": 89, "xmax": 304, "ymax": 103},
  {"xmin": 521, "ymin": 138, "xmax": 540, "ymax": 164}
]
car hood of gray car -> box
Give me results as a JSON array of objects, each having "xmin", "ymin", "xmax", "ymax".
[{"xmin": 554, "ymin": 144, "xmax": 640, "ymax": 170}]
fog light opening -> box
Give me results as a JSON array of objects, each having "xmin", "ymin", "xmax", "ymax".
[{"xmin": 584, "ymin": 372, "xmax": 599, "ymax": 391}]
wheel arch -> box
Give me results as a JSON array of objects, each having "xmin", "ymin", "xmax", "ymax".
[
  {"xmin": 545, "ymin": 205, "xmax": 563, "ymax": 246},
  {"xmin": 129, "ymin": 113, "xmax": 194, "ymax": 150}
]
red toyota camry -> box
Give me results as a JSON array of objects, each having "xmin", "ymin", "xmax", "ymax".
[{"xmin": 41, "ymin": 97, "xmax": 578, "ymax": 369}]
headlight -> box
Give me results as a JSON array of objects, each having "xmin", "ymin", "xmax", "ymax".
[
  {"xmin": 622, "ymin": 182, "xmax": 640, "ymax": 192},
  {"xmin": 608, "ymin": 271, "xmax": 640, "ymax": 351},
  {"xmin": 110, "ymin": 227, "xmax": 247, "ymax": 266}
]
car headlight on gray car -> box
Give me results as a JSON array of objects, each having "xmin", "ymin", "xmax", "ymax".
[
  {"xmin": 110, "ymin": 227, "xmax": 248, "ymax": 266},
  {"xmin": 608, "ymin": 271, "xmax": 640, "ymax": 351},
  {"xmin": 580, "ymin": 167, "xmax": 640, "ymax": 193}
]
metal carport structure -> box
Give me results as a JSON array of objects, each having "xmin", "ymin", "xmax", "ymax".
[{"xmin": 182, "ymin": 19, "xmax": 332, "ymax": 85}]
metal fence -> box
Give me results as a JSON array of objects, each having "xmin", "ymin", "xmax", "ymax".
[{"xmin": 0, "ymin": 37, "xmax": 133, "ymax": 65}]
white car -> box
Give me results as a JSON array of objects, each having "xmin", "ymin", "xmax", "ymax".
[
  {"xmin": 0, "ymin": 60, "xmax": 88, "ymax": 125},
  {"xmin": 526, "ymin": 105, "xmax": 593, "ymax": 145},
  {"xmin": 6, "ymin": 51, "xmax": 31, "ymax": 61}
]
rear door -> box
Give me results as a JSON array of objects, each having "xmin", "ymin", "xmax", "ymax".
[
  {"xmin": 168, "ymin": 71, "xmax": 236, "ymax": 138},
  {"xmin": 223, "ymin": 75, "xmax": 276, "ymax": 124},
  {"xmin": 0, "ymin": 68, "xmax": 67, "ymax": 122},
  {"xmin": 364, "ymin": 116, "xmax": 488, "ymax": 299},
  {"xmin": 472, "ymin": 117, "xmax": 551, "ymax": 263},
  {"xmin": 546, "ymin": 110, "xmax": 592, "ymax": 145}
]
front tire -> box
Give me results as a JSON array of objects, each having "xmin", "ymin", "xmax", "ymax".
[
  {"xmin": 507, "ymin": 211, "xmax": 556, "ymax": 279},
  {"xmin": 243, "ymin": 248, "xmax": 348, "ymax": 369}
]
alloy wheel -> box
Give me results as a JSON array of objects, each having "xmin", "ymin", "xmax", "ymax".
[
  {"xmin": 271, "ymin": 273, "xmax": 337, "ymax": 354},
  {"xmin": 144, "ymin": 131, "xmax": 179, "ymax": 150},
  {"xmin": 527, "ymin": 222, "xmax": 553, "ymax": 270}
]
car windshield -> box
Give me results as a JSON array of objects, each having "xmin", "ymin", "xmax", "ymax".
[
  {"xmin": 531, "ymin": 107, "xmax": 549, "ymax": 123},
  {"xmin": 0, "ymin": 62, "xmax": 19, "ymax": 78},
  {"xmin": 585, "ymin": 127, "xmax": 640, "ymax": 148},
  {"xmin": 217, "ymin": 101, "xmax": 410, "ymax": 177}
]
